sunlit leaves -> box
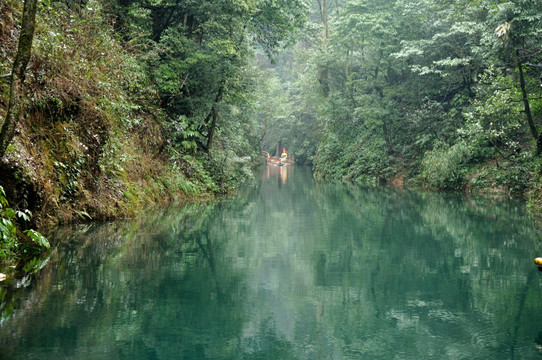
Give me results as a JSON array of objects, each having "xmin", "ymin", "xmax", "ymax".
[{"xmin": 495, "ymin": 21, "xmax": 512, "ymax": 43}]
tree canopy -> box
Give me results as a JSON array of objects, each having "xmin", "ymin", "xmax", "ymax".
[{"xmin": 263, "ymin": 0, "xmax": 542, "ymax": 206}]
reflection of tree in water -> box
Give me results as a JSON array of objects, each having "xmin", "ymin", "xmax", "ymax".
[
  {"xmin": 2, "ymin": 169, "xmax": 542, "ymax": 359},
  {"xmin": 315, "ymin": 253, "xmax": 326, "ymax": 286},
  {"xmin": 307, "ymin": 185, "xmax": 542, "ymax": 358},
  {"xmin": 0, "ymin": 200, "xmax": 255, "ymax": 359},
  {"xmin": 241, "ymin": 317, "xmax": 295, "ymax": 360}
]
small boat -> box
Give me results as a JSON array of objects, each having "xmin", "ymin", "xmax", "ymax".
[{"xmin": 262, "ymin": 151, "xmax": 293, "ymax": 166}]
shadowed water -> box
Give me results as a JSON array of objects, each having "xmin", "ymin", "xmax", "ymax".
[{"xmin": 2, "ymin": 166, "xmax": 542, "ymax": 359}]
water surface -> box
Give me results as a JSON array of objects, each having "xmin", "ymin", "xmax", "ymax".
[{"xmin": 2, "ymin": 166, "xmax": 542, "ymax": 359}]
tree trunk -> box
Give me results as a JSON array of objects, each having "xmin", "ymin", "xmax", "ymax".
[
  {"xmin": 318, "ymin": 66, "xmax": 329, "ymax": 97},
  {"xmin": 206, "ymin": 106, "xmax": 219, "ymax": 151},
  {"xmin": 516, "ymin": 50, "xmax": 538, "ymax": 142},
  {"xmin": 0, "ymin": 0, "xmax": 38, "ymax": 158},
  {"xmin": 318, "ymin": 0, "xmax": 329, "ymax": 43},
  {"xmin": 316, "ymin": 0, "xmax": 329, "ymax": 98},
  {"xmin": 149, "ymin": 0, "xmax": 181, "ymax": 42},
  {"xmin": 205, "ymin": 86, "xmax": 224, "ymax": 151}
]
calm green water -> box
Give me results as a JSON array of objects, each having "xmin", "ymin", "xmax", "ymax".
[{"xmin": 2, "ymin": 166, "xmax": 542, "ymax": 359}]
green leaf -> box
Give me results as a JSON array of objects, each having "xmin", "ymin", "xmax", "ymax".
[{"xmin": 24, "ymin": 229, "xmax": 51, "ymax": 250}]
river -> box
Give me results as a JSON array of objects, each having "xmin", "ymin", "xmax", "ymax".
[{"xmin": 1, "ymin": 166, "xmax": 542, "ymax": 359}]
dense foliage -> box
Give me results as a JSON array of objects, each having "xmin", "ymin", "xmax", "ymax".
[
  {"xmin": 0, "ymin": 185, "xmax": 49, "ymax": 265},
  {"xmin": 0, "ymin": 0, "xmax": 307, "ymax": 263},
  {"xmin": 264, "ymin": 0, "xmax": 542, "ymax": 208}
]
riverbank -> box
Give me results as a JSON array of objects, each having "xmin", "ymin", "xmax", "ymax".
[{"xmin": 0, "ymin": 0, "xmax": 261, "ymax": 265}]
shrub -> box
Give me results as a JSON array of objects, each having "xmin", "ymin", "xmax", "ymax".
[
  {"xmin": 420, "ymin": 141, "xmax": 473, "ymax": 190},
  {"xmin": 0, "ymin": 186, "xmax": 49, "ymax": 263}
]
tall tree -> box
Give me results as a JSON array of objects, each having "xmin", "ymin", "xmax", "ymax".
[
  {"xmin": 494, "ymin": 0, "xmax": 542, "ymax": 155},
  {"xmin": 0, "ymin": 0, "xmax": 39, "ymax": 158}
]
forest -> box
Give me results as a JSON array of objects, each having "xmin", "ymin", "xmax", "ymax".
[{"xmin": 1, "ymin": 0, "xmax": 542, "ymax": 262}]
